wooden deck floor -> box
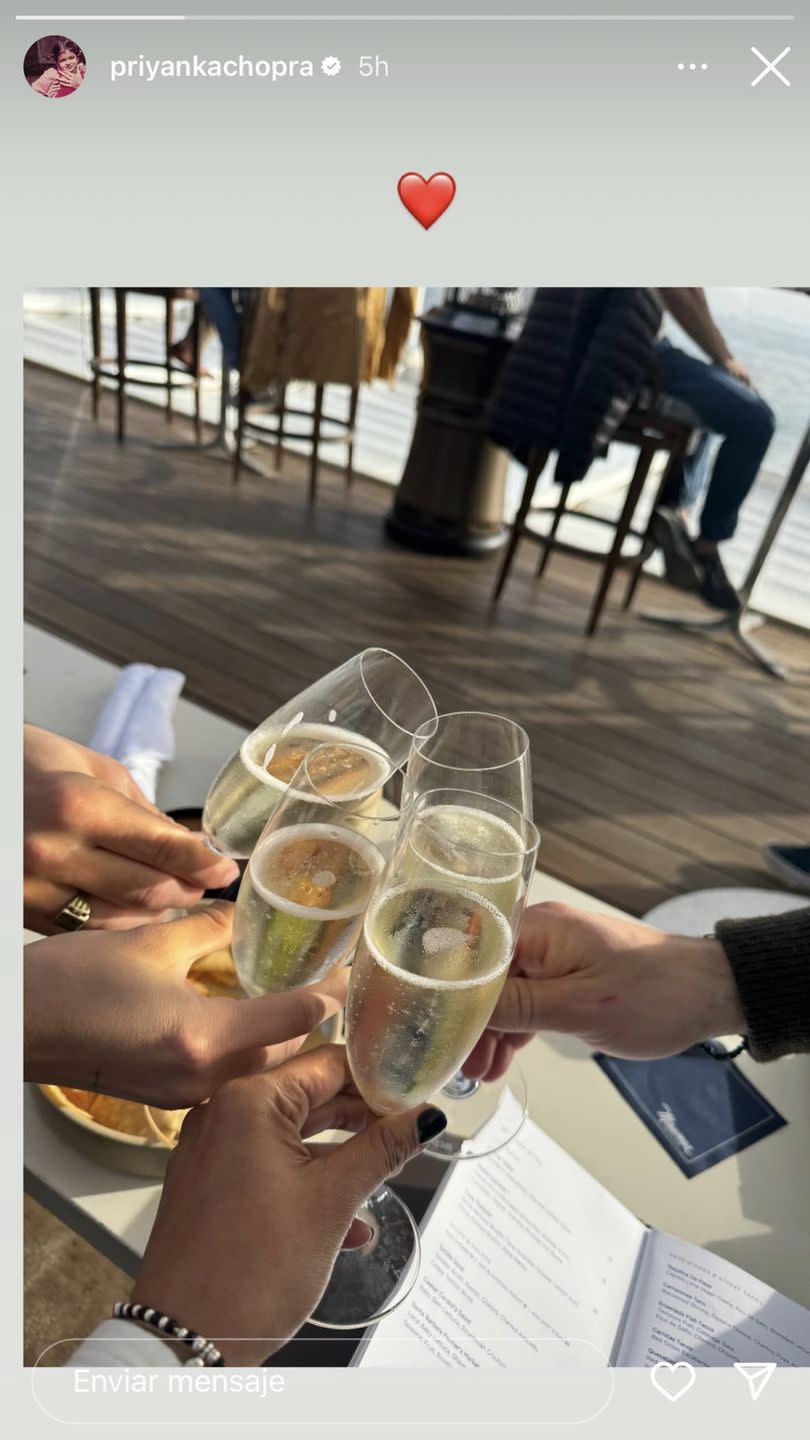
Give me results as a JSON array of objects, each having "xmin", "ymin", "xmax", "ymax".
[{"xmin": 24, "ymin": 364, "xmax": 810, "ymax": 917}]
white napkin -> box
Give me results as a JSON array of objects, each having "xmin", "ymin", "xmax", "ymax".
[{"xmin": 89, "ymin": 664, "xmax": 185, "ymax": 803}]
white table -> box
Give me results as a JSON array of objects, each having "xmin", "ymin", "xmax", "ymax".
[{"xmin": 24, "ymin": 624, "xmax": 810, "ymax": 1305}]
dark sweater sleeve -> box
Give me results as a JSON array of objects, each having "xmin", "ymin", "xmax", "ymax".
[{"xmin": 715, "ymin": 907, "xmax": 810, "ymax": 1061}]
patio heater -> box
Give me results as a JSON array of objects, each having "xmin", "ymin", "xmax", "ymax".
[{"xmin": 385, "ymin": 289, "xmax": 527, "ymax": 556}]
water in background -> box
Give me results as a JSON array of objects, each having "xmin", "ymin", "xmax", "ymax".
[
  {"xmin": 669, "ymin": 287, "xmax": 810, "ymax": 480},
  {"xmin": 25, "ymin": 286, "xmax": 809, "ymax": 481},
  {"xmin": 23, "ymin": 287, "xmax": 810, "ymax": 625}
]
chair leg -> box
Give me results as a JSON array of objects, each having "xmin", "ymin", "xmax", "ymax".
[
  {"xmin": 89, "ymin": 288, "xmax": 102, "ymax": 420},
  {"xmin": 114, "ymin": 289, "xmax": 127, "ymax": 444},
  {"xmin": 309, "ymin": 384, "xmax": 324, "ymax": 506},
  {"xmin": 622, "ymin": 444, "xmax": 686, "ymax": 610},
  {"xmin": 586, "ymin": 443, "xmax": 656, "ymax": 637},
  {"xmin": 650, "ymin": 446, "xmax": 686, "ymax": 517},
  {"xmin": 275, "ymin": 383, "xmax": 287, "ymax": 472},
  {"xmin": 492, "ymin": 448, "xmax": 548, "ymax": 604},
  {"xmin": 192, "ymin": 300, "xmax": 202, "ymax": 443},
  {"xmin": 165, "ymin": 297, "xmax": 174, "ymax": 422},
  {"xmin": 535, "ymin": 483, "xmax": 571, "ymax": 580},
  {"xmin": 622, "ymin": 541, "xmax": 655, "ymax": 612},
  {"xmin": 345, "ymin": 386, "xmax": 359, "ymax": 489},
  {"xmin": 622, "ymin": 552, "xmax": 647, "ymax": 612},
  {"xmin": 232, "ymin": 388, "xmax": 245, "ymax": 486}
]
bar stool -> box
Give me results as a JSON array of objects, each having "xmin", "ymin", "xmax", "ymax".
[
  {"xmin": 492, "ymin": 394, "xmax": 703, "ymax": 636},
  {"xmin": 231, "ymin": 381, "xmax": 360, "ymax": 504},
  {"xmin": 88, "ymin": 288, "xmax": 204, "ymax": 445}
]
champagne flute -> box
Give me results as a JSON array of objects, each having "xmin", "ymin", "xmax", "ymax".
[
  {"xmin": 203, "ymin": 649, "xmax": 436, "ymax": 859},
  {"xmin": 408, "ymin": 711, "xmax": 532, "ymax": 817},
  {"xmin": 309, "ymin": 790, "xmax": 538, "ymax": 1329},
  {"xmin": 347, "ymin": 789, "xmax": 539, "ymax": 1155},
  {"xmin": 407, "ymin": 711, "xmax": 535, "ymax": 1124},
  {"xmin": 232, "ymin": 741, "xmax": 409, "ymax": 996}
]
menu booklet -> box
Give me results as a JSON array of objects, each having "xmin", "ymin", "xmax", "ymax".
[{"xmin": 357, "ymin": 1094, "xmax": 810, "ymax": 1370}]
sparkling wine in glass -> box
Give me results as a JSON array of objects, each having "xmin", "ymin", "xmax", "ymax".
[
  {"xmin": 309, "ymin": 790, "xmax": 538, "ymax": 1330},
  {"xmin": 347, "ymin": 880, "xmax": 515, "ymax": 1114},
  {"xmin": 406, "ymin": 713, "xmax": 535, "ymax": 1125},
  {"xmin": 232, "ymin": 741, "xmax": 408, "ymax": 996},
  {"xmin": 203, "ymin": 648, "xmax": 436, "ymax": 859},
  {"xmin": 401, "ymin": 793, "xmax": 526, "ymax": 920},
  {"xmin": 346, "ymin": 789, "xmax": 538, "ymax": 1125}
]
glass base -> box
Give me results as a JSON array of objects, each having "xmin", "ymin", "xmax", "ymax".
[
  {"xmin": 308, "ymin": 1186, "xmax": 421, "ymax": 1330},
  {"xmin": 424, "ymin": 1062, "xmax": 528, "ymax": 1161}
]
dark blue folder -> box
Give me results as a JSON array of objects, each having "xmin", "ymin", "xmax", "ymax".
[{"xmin": 594, "ymin": 1047, "xmax": 786, "ymax": 1178}]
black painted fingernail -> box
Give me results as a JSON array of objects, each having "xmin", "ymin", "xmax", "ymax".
[
  {"xmin": 203, "ymin": 877, "xmax": 241, "ymax": 902},
  {"xmin": 417, "ymin": 1107, "xmax": 448, "ymax": 1144}
]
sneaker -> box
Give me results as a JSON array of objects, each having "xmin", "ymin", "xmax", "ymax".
[
  {"xmin": 693, "ymin": 546, "xmax": 741, "ymax": 612},
  {"xmin": 764, "ymin": 843, "xmax": 810, "ymax": 895},
  {"xmin": 650, "ymin": 508, "xmax": 701, "ymax": 591}
]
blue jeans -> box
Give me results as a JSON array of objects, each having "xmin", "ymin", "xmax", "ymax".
[
  {"xmin": 198, "ymin": 288, "xmax": 251, "ymax": 370},
  {"xmin": 654, "ymin": 339, "xmax": 776, "ymax": 542}
]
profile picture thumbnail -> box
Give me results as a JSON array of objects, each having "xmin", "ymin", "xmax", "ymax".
[{"xmin": 24, "ymin": 35, "xmax": 86, "ymax": 99}]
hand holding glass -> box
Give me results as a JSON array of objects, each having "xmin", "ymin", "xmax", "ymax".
[{"xmin": 308, "ymin": 789, "xmax": 539, "ymax": 1329}]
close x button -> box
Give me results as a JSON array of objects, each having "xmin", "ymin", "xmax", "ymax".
[{"xmin": 751, "ymin": 46, "xmax": 791, "ymax": 87}]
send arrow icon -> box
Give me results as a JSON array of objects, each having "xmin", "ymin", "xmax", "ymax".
[{"xmin": 733, "ymin": 1362, "xmax": 777, "ymax": 1400}]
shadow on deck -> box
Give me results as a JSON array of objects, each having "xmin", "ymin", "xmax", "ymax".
[{"xmin": 24, "ymin": 363, "xmax": 810, "ymax": 917}]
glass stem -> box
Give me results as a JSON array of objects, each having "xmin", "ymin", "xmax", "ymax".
[{"xmin": 441, "ymin": 1069, "xmax": 481, "ymax": 1100}]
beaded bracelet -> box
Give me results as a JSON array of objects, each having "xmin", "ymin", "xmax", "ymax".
[{"xmin": 113, "ymin": 1301, "xmax": 224, "ymax": 1367}]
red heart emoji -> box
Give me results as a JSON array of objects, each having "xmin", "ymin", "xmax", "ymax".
[{"xmin": 397, "ymin": 172, "xmax": 456, "ymax": 230}]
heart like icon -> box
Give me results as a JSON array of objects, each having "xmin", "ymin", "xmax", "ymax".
[
  {"xmin": 397, "ymin": 172, "xmax": 456, "ymax": 229},
  {"xmin": 650, "ymin": 1361, "xmax": 696, "ymax": 1402}
]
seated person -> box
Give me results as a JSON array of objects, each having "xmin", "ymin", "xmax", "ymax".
[
  {"xmin": 650, "ymin": 288, "xmax": 776, "ymax": 612},
  {"xmin": 171, "ymin": 288, "xmax": 254, "ymax": 373}
]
